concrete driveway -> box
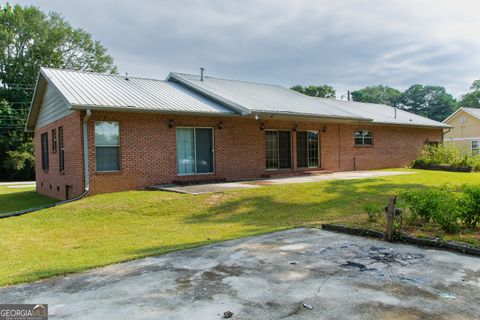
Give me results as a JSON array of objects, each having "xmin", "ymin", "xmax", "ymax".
[{"xmin": 1, "ymin": 228, "xmax": 479, "ymax": 319}]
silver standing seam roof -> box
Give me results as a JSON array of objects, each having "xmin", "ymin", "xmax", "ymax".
[
  {"xmin": 27, "ymin": 68, "xmax": 450, "ymax": 131},
  {"xmin": 42, "ymin": 68, "xmax": 233, "ymax": 113},
  {"xmin": 168, "ymin": 72, "xmax": 450, "ymax": 128}
]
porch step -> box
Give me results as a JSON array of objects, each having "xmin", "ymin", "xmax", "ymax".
[
  {"xmin": 261, "ymin": 169, "xmax": 332, "ymax": 179},
  {"xmin": 171, "ymin": 178, "xmax": 226, "ymax": 186},
  {"xmin": 300, "ymin": 169, "xmax": 333, "ymax": 176}
]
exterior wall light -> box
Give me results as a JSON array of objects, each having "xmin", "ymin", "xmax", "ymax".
[
  {"xmin": 322, "ymin": 126, "xmax": 327, "ymax": 133},
  {"xmin": 294, "ymin": 125, "xmax": 299, "ymax": 132},
  {"xmin": 218, "ymin": 122, "xmax": 224, "ymax": 129},
  {"xmin": 168, "ymin": 119, "xmax": 174, "ymax": 128},
  {"xmin": 260, "ymin": 123, "xmax": 265, "ymax": 131}
]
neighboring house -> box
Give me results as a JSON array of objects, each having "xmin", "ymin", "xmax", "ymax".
[
  {"xmin": 26, "ymin": 68, "xmax": 449, "ymax": 200},
  {"xmin": 443, "ymin": 107, "xmax": 480, "ymax": 155}
]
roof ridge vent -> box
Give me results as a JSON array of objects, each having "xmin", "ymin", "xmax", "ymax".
[{"xmin": 200, "ymin": 67, "xmax": 205, "ymax": 81}]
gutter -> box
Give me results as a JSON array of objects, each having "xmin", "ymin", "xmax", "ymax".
[
  {"xmin": 1, "ymin": 109, "xmax": 92, "ymax": 219},
  {"xmin": 442, "ymin": 127, "xmax": 452, "ymax": 142}
]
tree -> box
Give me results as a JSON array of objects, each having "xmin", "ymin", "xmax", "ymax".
[
  {"xmin": 396, "ymin": 84, "xmax": 456, "ymax": 122},
  {"xmin": 291, "ymin": 85, "xmax": 336, "ymax": 98},
  {"xmin": 351, "ymin": 85, "xmax": 401, "ymax": 106},
  {"xmin": 458, "ymin": 79, "xmax": 480, "ymax": 109},
  {"xmin": 0, "ymin": 3, "xmax": 117, "ymax": 180}
]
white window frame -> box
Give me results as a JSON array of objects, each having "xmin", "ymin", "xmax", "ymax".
[
  {"xmin": 354, "ymin": 130, "xmax": 373, "ymax": 146},
  {"xmin": 41, "ymin": 132, "xmax": 49, "ymax": 171},
  {"xmin": 59, "ymin": 126, "xmax": 65, "ymax": 172},
  {"xmin": 472, "ymin": 140, "xmax": 480, "ymax": 155},
  {"xmin": 95, "ymin": 121, "xmax": 121, "ymax": 172},
  {"xmin": 176, "ymin": 127, "xmax": 215, "ymax": 176}
]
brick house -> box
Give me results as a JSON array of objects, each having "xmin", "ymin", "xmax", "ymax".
[{"xmin": 26, "ymin": 68, "xmax": 448, "ymax": 200}]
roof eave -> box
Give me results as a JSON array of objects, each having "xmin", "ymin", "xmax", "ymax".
[
  {"xmin": 442, "ymin": 107, "xmax": 480, "ymax": 124},
  {"xmin": 70, "ymin": 104, "xmax": 237, "ymax": 117},
  {"xmin": 370, "ymin": 121, "xmax": 452, "ymax": 129},
  {"xmin": 24, "ymin": 71, "xmax": 46, "ymax": 132},
  {"xmin": 254, "ymin": 111, "xmax": 372, "ymax": 122},
  {"xmin": 443, "ymin": 108, "xmax": 464, "ymax": 123},
  {"xmin": 452, "ymin": 107, "xmax": 480, "ymax": 123}
]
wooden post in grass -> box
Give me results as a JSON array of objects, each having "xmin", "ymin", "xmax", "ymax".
[{"xmin": 385, "ymin": 196, "xmax": 396, "ymax": 242}]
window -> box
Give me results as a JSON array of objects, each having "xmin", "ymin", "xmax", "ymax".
[
  {"xmin": 354, "ymin": 130, "xmax": 373, "ymax": 146},
  {"xmin": 265, "ymin": 130, "xmax": 291, "ymax": 169},
  {"xmin": 297, "ymin": 131, "xmax": 319, "ymax": 168},
  {"xmin": 52, "ymin": 129, "xmax": 57, "ymax": 152},
  {"xmin": 176, "ymin": 128, "xmax": 214, "ymax": 175},
  {"xmin": 59, "ymin": 126, "xmax": 65, "ymax": 172},
  {"xmin": 473, "ymin": 141, "xmax": 479, "ymax": 155},
  {"xmin": 41, "ymin": 132, "xmax": 49, "ymax": 171},
  {"xmin": 95, "ymin": 121, "xmax": 120, "ymax": 171}
]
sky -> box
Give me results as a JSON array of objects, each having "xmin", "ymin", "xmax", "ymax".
[{"xmin": 10, "ymin": 0, "xmax": 480, "ymax": 98}]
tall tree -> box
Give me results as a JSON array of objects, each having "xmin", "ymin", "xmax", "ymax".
[
  {"xmin": 458, "ymin": 79, "xmax": 480, "ymax": 109},
  {"xmin": 0, "ymin": 3, "xmax": 117, "ymax": 180},
  {"xmin": 396, "ymin": 84, "xmax": 456, "ymax": 121},
  {"xmin": 291, "ymin": 84, "xmax": 336, "ymax": 98},
  {"xmin": 351, "ymin": 85, "xmax": 401, "ymax": 106}
]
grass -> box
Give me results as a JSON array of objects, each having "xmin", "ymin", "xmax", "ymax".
[
  {"xmin": 0, "ymin": 169, "xmax": 479, "ymax": 287},
  {"xmin": 0, "ymin": 184, "xmax": 58, "ymax": 215}
]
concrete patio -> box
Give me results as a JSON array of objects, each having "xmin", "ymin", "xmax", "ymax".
[
  {"xmin": 149, "ymin": 170, "xmax": 416, "ymax": 195},
  {"xmin": 1, "ymin": 228, "xmax": 478, "ymax": 319}
]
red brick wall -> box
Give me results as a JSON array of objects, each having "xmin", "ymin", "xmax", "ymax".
[
  {"xmin": 318, "ymin": 123, "xmax": 441, "ymax": 171},
  {"xmin": 34, "ymin": 111, "xmax": 84, "ymax": 200},
  {"xmin": 35, "ymin": 110, "xmax": 442, "ymax": 199}
]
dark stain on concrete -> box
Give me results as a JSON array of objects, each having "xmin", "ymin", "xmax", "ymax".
[
  {"xmin": 356, "ymin": 302, "xmax": 447, "ymax": 320},
  {"xmin": 357, "ymin": 282, "xmax": 439, "ymax": 300}
]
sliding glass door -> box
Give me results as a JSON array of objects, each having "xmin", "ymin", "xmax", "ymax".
[
  {"xmin": 265, "ymin": 130, "xmax": 291, "ymax": 169},
  {"xmin": 177, "ymin": 128, "xmax": 213, "ymax": 175},
  {"xmin": 296, "ymin": 131, "xmax": 319, "ymax": 168}
]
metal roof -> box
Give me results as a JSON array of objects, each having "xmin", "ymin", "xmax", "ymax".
[
  {"xmin": 41, "ymin": 68, "xmax": 233, "ymax": 114},
  {"xmin": 168, "ymin": 72, "xmax": 450, "ymax": 128},
  {"xmin": 168, "ymin": 73, "xmax": 367, "ymax": 121},
  {"xmin": 330, "ymin": 99, "xmax": 451, "ymax": 128},
  {"xmin": 27, "ymin": 68, "xmax": 450, "ymax": 130}
]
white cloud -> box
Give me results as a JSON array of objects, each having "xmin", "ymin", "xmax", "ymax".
[{"xmin": 11, "ymin": 0, "xmax": 480, "ymax": 97}]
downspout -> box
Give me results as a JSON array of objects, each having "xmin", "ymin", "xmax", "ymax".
[
  {"xmin": 35, "ymin": 109, "xmax": 91, "ymax": 202},
  {"xmin": 442, "ymin": 128, "xmax": 452, "ymax": 143},
  {"xmin": 337, "ymin": 124, "xmax": 341, "ymax": 170},
  {"xmin": 1, "ymin": 110, "xmax": 92, "ymax": 218},
  {"xmin": 47, "ymin": 109, "xmax": 91, "ymax": 202}
]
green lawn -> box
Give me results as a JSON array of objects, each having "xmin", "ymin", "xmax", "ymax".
[
  {"xmin": 0, "ymin": 184, "xmax": 58, "ymax": 215},
  {"xmin": 0, "ymin": 169, "xmax": 479, "ymax": 287}
]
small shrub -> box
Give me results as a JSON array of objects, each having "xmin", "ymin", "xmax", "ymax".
[
  {"xmin": 402, "ymin": 185, "xmax": 460, "ymax": 233},
  {"xmin": 412, "ymin": 144, "xmax": 480, "ymax": 170},
  {"xmin": 458, "ymin": 185, "xmax": 480, "ymax": 227},
  {"xmin": 362, "ymin": 203, "xmax": 382, "ymax": 222}
]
